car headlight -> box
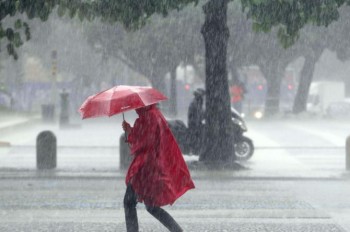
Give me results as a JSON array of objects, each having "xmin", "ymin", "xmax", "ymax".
[{"xmin": 254, "ymin": 111, "xmax": 263, "ymax": 119}]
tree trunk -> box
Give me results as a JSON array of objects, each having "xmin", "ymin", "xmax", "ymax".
[
  {"xmin": 149, "ymin": 67, "xmax": 167, "ymax": 109},
  {"xmin": 199, "ymin": 0, "xmax": 235, "ymax": 166},
  {"xmin": 261, "ymin": 62, "xmax": 284, "ymax": 117},
  {"xmin": 152, "ymin": 75, "xmax": 166, "ymax": 90},
  {"xmin": 292, "ymin": 55, "xmax": 317, "ymax": 114}
]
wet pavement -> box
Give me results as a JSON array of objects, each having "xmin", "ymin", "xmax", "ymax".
[
  {"xmin": 1, "ymin": 177, "xmax": 350, "ymax": 231},
  {"xmin": 1, "ymin": 114, "xmax": 350, "ymax": 231},
  {"xmin": 0, "ymin": 222, "xmax": 345, "ymax": 232}
]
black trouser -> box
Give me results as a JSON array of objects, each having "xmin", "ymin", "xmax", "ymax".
[{"xmin": 123, "ymin": 184, "xmax": 183, "ymax": 232}]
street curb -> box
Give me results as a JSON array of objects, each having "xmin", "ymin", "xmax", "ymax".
[
  {"xmin": 0, "ymin": 174, "xmax": 346, "ymax": 181},
  {"xmin": 0, "ymin": 168, "xmax": 347, "ymax": 181}
]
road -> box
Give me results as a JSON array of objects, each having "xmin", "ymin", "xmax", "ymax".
[
  {"xmin": 1, "ymin": 175, "xmax": 350, "ymax": 231},
  {"xmin": 244, "ymin": 118, "xmax": 348, "ymax": 177}
]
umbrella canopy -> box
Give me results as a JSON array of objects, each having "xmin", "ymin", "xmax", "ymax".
[{"xmin": 79, "ymin": 85, "xmax": 168, "ymax": 119}]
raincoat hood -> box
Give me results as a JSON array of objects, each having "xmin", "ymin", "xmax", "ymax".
[{"xmin": 135, "ymin": 104, "xmax": 154, "ymax": 116}]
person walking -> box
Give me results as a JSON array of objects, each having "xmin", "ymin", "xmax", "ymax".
[
  {"xmin": 122, "ymin": 104, "xmax": 195, "ymax": 232},
  {"xmin": 187, "ymin": 88, "xmax": 205, "ymax": 154},
  {"xmin": 230, "ymin": 80, "xmax": 246, "ymax": 114}
]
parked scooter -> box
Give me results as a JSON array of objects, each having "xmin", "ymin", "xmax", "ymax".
[
  {"xmin": 230, "ymin": 107, "xmax": 254, "ymax": 161},
  {"xmin": 167, "ymin": 107, "xmax": 254, "ymax": 161}
]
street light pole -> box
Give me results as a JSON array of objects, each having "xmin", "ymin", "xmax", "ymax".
[{"xmin": 51, "ymin": 50, "xmax": 58, "ymax": 105}]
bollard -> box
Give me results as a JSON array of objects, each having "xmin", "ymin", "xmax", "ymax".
[
  {"xmin": 346, "ymin": 136, "xmax": 350, "ymax": 171},
  {"xmin": 119, "ymin": 133, "xmax": 132, "ymax": 170},
  {"xmin": 36, "ymin": 131, "xmax": 57, "ymax": 170},
  {"xmin": 59, "ymin": 90, "xmax": 70, "ymax": 127}
]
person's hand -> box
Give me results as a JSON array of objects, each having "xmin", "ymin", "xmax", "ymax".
[{"xmin": 122, "ymin": 120, "xmax": 131, "ymax": 133}]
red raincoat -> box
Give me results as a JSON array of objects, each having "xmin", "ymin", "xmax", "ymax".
[{"xmin": 125, "ymin": 105, "xmax": 195, "ymax": 207}]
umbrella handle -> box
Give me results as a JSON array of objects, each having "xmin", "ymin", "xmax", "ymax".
[{"xmin": 122, "ymin": 113, "xmax": 128, "ymax": 143}]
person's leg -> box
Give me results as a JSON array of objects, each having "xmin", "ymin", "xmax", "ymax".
[
  {"xmin": 145, "ymin": 205, "xmax": 183, "ymax": 232},
  {"xmin": 124, "ymin": 184, "xmax": 139, "ymax": 232}
]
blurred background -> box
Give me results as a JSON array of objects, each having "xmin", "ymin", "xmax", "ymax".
[{"xmin": 1, "ymin": 2, "xmax": 350, "ymax": 121}]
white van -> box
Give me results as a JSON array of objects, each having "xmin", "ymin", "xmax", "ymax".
[{"xmin": 307, "ymin": 81, "xmax": 345, "ymax": 116}]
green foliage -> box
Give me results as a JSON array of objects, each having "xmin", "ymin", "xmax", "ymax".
[
  {"xmin": 277, "ymin": 26, "xmax": 299, "ymax": 48},
  {"xmin": 2, "ymin": 18, "xmax": 28, "ymax": 59},
  {"xmin": 0, "ymin": 0, "xmax": 199, "ymax": 59},
  {"xmin": 0, "ymin": 25, "xmax": 4, "ymax": 38},
  {"xmin": 6, "ymin": 43, "xmax": 17, "ymax": 59},
  {"xmin": 0, "ymin": 0, "xmax": 348, "ymax": 59},
  {"xmin": 0, "ymin": 0, "xmax": 55, "ymax": 59},
  {"xmin": 23, "ymin": 22, "xmax": 30, "ymax": 40},
  {"xmin": 14, "ymin": 19, "xmax": 22, "ymax": 29},
  {"xmin": 5, "ymin": 28, "xmax": 14, "ymax": 41},
  {"xmin": 241, "ymin": 0, "xmax": 346, "ymax": 48},
  {"xmin": 252, "ymin": 22, "xmax": 271, "ymax": 32},
  {"xmin": 13, "ymin": 32, "xmax": 23, "ymax": 47}
]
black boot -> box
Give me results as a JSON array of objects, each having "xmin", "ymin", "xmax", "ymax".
[
  {"xmin": 146, "ymin": 205, "xmax": 183, "ymax": 232},
  {"xmin": 124, "ymin": 184, "xmax": 139, "ymax": 232}
]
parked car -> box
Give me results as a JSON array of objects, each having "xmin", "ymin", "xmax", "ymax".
[{"xmin": 326, "ymin": 98, "xmax": 350, "ymax": 118}]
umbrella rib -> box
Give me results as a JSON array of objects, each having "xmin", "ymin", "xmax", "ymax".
[
  {"xmin": 108, "ymin": 88, "xmax": 136, "ymax": 116},
  {"xmin": 108, "ymin": 89, "xmax": 116, "ymax": 117}
]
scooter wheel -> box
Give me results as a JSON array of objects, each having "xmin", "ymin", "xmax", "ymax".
[{"xmin": 234, "ymin": 136, "xmax": 254, "ymax": 161}]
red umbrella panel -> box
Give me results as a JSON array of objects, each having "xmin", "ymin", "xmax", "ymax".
[{"xmin": 79, "ymin": 85, "xmax": 168, "ymax": 119}]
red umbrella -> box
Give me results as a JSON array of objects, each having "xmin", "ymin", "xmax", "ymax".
[{"xmin": 79, "ymin": 85, "xmax": 168, "ymax": 119}]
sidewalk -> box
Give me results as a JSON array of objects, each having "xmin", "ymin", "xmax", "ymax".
[
  {"xmin": 0, "ymin": 110, "xmax": 348, "ymax": 179},
  {"xmin": 0, "ymin": 111, "xmax": 40, "ymax": 145}
]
